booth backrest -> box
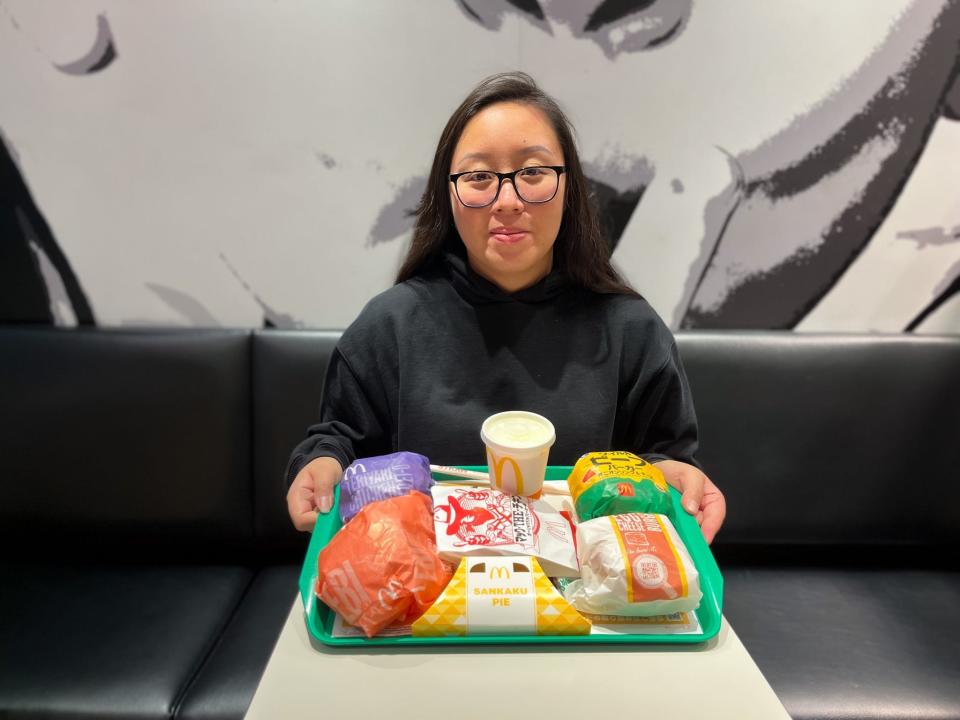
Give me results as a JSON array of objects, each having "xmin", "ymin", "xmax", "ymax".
[
  {"xmin": 0, "ymin": 328, "xmax": 253, "ymax": 561},
  {"xmin": 679, "ymin": 332, "xmax": 960, "ymax": 551},
  {"xmin": 4, "ymin": 327, "xmax": 959, "ymax": 564},
  {"xmin": 251, "ymin": 330, "xmax": 339, "ymax": 556},
  {"xmin": 252, "ymin": 330, "xmax": 960, "ymax": 557}
]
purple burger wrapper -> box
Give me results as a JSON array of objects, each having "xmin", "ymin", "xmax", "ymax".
[{"xmin": 339, "ymin": 451, "xmax": 434, "ymax": 523}]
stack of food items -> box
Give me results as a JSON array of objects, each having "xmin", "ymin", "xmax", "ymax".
[
  {"xmin": 417, "ymin": 485, "xmax": 589, "ymax": 637},
  {"xmin": 562, "ymin": 452, "xmax": 702, "ymax": 619},
  {"xmin": 313, "ymin": 452, "xmax": 449, "ymax": 638},
  {"xmin": 313, "ymin": 447, "xmax": 702, "ymax": 638}
]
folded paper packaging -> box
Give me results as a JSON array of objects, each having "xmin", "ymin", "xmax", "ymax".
[
  {"xmin": 412, "ymin": 556, "xmax": 591, "ymax": 636},
  {"xmin": 431, "ymin": 485, "xmax": 579, "ymax": 577}
]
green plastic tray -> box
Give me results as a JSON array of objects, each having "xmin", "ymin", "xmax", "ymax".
[{"xmin": 298, "ymin": 465, "xmax": 724, "ymax": 646}]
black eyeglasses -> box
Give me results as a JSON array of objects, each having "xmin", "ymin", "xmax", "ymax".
[{"xmin": 449, "ymin": 166, "xmax": 566, "ymax": 208}]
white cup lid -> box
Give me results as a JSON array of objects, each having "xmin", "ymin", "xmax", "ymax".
[{"xmin": 481, "ymin": 410, "xmax": 556, "ymax": 450}]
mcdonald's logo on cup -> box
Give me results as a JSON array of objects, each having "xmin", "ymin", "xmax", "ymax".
[{"xmin": 481, "ymin": 411, "xmax": 555, "ymax": 498}]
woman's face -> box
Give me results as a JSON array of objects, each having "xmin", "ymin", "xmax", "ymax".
[{"xmin": 449, "ymin": 102, "xmax": 566, "ymax": 293}]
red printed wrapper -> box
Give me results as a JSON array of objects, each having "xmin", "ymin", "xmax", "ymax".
[
  {"xmin": 431, "ymin": 486, "xmax": 579, "ymax": 577},
  {"xmin": 563, "ymin": 513, "xmax": 701, "ymax": 617},
  {"xmin": 316, "ymin": 492, "xmax": 452, "ymax": 638}
]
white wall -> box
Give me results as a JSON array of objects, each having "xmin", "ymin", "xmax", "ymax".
[{"xmin": 2, "ymin": 0, "xmax": 958, "ymax": 331}]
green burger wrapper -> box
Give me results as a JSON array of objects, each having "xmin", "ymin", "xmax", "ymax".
[{"xmin": 567, "ymin": 451, "xmax": 673, "ymax": 521}]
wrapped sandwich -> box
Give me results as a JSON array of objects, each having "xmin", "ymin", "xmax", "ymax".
[{"xmin": 563, "ymin": 512, "xmax": 701, "ymax": 617}]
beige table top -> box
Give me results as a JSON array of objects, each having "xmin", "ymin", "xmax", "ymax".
[{"xmin": 245, "ymin": 600, "xmax": 791, "ymax": 720}]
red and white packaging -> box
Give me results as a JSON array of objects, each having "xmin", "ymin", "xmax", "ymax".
[
  {"xmin": 431, "ymin": 486, "xmax": 579, "ymax": 577},
  {"xmin": 563, "ymin": 512, "xmax": 701, "ymax": 617}
]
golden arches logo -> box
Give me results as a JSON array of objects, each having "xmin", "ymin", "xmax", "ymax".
[
  {"xmin": 489, "ymin": 565, "xmax": 511, "ymax": 581},
  {"xmin": 487, "ymin": 451, "xmax": 525, "ymax": 494}
]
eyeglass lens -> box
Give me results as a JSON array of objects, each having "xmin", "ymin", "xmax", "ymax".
[{"xmin": 456, "ymin": 167, "xmax": 559, "ymax": 207}]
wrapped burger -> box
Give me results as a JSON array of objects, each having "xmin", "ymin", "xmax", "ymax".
[
  {"xmin": 339, "ymin": 451, "xmax": 434, "ymax": 523},
  {"xmin": 316, "ymin": 492, "xmax": 452, "ymax": 637},
  {"xmin": 567, "ymin": 451, "xmax": 673, "ymax": 522},
  {"xmin": 563, "ymin": 512, "xmax": 701, "ymax": 617}
]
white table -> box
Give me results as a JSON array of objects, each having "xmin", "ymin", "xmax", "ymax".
[{"xmin": 245, "ymin": 600, "xmax": 791, "ymax": 720}]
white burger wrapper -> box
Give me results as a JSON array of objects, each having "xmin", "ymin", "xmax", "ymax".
[
  {"xmin": 431, "ymin": 486, "xmax": 580, "ymax": 577},
  {"xmin": 563, "ymin": 513, "xmax": 702, "ymax": 617}
]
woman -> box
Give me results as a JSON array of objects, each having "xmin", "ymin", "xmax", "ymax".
[{"xmin": 286, "ymin": 72, "xmax": 726, "ymax": 542}]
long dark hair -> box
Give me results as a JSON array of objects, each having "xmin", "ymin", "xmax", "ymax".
[{"xmin": 396, "ymin": 72, "xmax": 637, "ymax": 296}]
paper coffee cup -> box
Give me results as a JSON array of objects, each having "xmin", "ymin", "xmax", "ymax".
[{"xmin": 480, "ymin": 411, "xmax": 556, "ymax": 498}]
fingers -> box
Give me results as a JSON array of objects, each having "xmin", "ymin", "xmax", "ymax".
[
  {"xmin": 294, "ymin": 509, "xmax": 319, "ymax": 532},
  {"xmin": 656, "ymin": 459, "xmax": 704, "ymax": 515},
  {"xmin": 286, "ymin": 457, "xmax": 344, "ymax": 532},
  {"xmin": 698, "ymin": 479, "xmax": 727, "ymax": 545},
  {"xmin": 308, "ymin": 457, "xmax": 343, "ymax": 515},
  {"xmin": 287, "ymin": 472, "xmax": 319, "ymax": 533},
  {"xmin": 655, "ymin": 459, "xmax": 726, "ymax": 543},
  {"xmin": 290, "ymin": 485, "xmax": 314, "ymax": 516},
  {"xmin": 679, "ymin": 471, "xmax": 705, "ymax": 517},
  {"xmin": 699, "ymin": 505, "xmax": 724, "ymax": 545},
  {"xmin": 314, "ymin": 472, "xmax": 337, "ymax": 515}
]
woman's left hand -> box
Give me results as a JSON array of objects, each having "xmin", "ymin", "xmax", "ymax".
[{"xmin": 653, "ymin": 459, "xmax": 726, "ymax": 544}]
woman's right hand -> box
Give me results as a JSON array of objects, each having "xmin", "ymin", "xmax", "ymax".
[{"xmin": 286, "ymin": 456, "xmax": 344, "ymax": 532}]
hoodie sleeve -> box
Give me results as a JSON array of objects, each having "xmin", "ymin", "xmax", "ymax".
[
  {"xmin": 619, "ymin": 337, "xmax": 700, "ymax": 468},
  {"xmin": 284, "ymin": 345, "xmax": 393, "ymax": 486}
]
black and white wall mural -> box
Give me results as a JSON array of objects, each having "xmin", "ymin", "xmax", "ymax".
[{"xmin": 2, "ymin": 0, "xmax": 959, "ymax": 332}]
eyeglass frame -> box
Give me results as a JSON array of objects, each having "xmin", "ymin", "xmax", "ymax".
[{"xmin": 448, "ymin": 165, "xmax": 566, "ymax": 208}]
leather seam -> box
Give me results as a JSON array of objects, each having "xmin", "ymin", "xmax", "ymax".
[
  {"xmin": 248, "ymin": 331, "xmax": 258, "ymax": 549},
  {"xmin": 169, "ymin": 571, "xmax": 257, "ymax": 720}
]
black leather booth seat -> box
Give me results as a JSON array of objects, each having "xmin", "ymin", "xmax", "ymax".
[
  {"xmin": 0, "ymin": 329, "xmax": 308, "ymax": 720},
  {"xmin": 680, "ymin": 333, "xmax": 960, "ymax": 720},
  {"xmin": 2, "ymin": 328, "xmax": 959, "ymax": 720}
]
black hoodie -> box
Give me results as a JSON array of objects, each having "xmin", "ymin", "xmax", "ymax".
[{"xmin": 286, "ymin": 247, "xmax": 698, "ymax": 481}]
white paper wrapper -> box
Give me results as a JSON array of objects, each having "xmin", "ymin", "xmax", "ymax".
[
  {"xmin": 431, "ymin": 486, "xmax": 579, "ymax": 577},
  {"xmin": 563, "ymin": 513, "xmax": 702, "ymax": 617}
]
